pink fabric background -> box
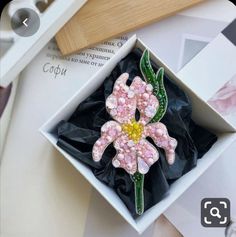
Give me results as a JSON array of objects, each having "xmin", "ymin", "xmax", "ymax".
[{"xmin": 208, "ymin": 75, "xmax": 236, "ymax": 117}]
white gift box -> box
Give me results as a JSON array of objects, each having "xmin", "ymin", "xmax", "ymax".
[{"xmin": 40, "ymin": 35, "xmax": 236, "ymax": 234}]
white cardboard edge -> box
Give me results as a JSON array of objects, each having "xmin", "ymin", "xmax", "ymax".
[
  {"xmin": 0, "ymin": 0, "xmax": 87, "ymax": 87},
  {"xmin": 39, "ymin": 35, "xmax": 236, "ymax": 234}
]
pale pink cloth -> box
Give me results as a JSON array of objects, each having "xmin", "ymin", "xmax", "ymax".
[{"xmin": 208, "ymin": 75, "xmax": 236, "ymax": 116}]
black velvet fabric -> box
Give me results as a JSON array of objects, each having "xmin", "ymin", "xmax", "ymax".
[{"xmin": 56, "ymin": 48, "xmax": 217, "ymax": 218}]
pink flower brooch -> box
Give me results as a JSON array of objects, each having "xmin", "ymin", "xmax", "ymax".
[{"xmin": 92, "ymin": 50, "xmax": 177, "ymax": 215}]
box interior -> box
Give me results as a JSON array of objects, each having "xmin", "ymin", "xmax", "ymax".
[{"xmin": 40, "ymin": 36, "xmax": 236, "ymax": 234}]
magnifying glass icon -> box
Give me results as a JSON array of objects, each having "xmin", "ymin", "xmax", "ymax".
[{"xmin": 210, "ymin": 207, "xmax": 221, "ymax": 219}]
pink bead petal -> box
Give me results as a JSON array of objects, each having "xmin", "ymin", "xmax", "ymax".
[
  {"xmin": 106, "ymin": 73, "xmax": 136, "ymax": 124},
  {"xmin": 136, "ymin": 139, "xmax": 159, "ymax": 173},
  {"xmin": 130, "ymin": 76, "xmax": 159, "ymax": 125},
  {"xmin": 113, "ymin": 134, "xmax": 137, "ymax": 174},
  {"xmin": 92, "ymin": 121, "xmax": 122, "ymax": 162},
  {"xmin": 144, "ymin": 122, "xmax": 177, "ymax": 165}
]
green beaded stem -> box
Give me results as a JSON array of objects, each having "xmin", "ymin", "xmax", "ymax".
[
  {"xmin": 131, "ymin": 172, "xmax": 145, "ymax": 215},
  {"xmin": 140, "ymin": 49, "xmax": 168, "ymax": 123},
  {"xmin": 131, "ymin": 50, "xmax": 168, "ymax": 216}
]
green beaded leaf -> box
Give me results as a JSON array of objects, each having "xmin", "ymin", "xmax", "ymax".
[
  {"xmin": 140, "ymin": 49, "xmax": 168, "ymax": 122},
  {"xmin": 140, "ymin": 50, "xmax": 156, "ymax": 85},
  {"xmin": 152, "ymin": 67, "xmax": 168, "ymax": 122}
]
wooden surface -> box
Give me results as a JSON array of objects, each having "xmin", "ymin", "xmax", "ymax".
[{"xmin": 56, "ymin": 0, "xmax": 204, "ymax": 55}]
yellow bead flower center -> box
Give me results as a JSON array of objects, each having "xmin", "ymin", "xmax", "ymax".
[{"xmin": 122, "ymin": 119, "xmax": 144, "ymax": 143}]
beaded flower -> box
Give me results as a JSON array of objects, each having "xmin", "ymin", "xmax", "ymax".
[{"xmin": 92, "ymin": 50, "xmax": 177, "ymax": 215}]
